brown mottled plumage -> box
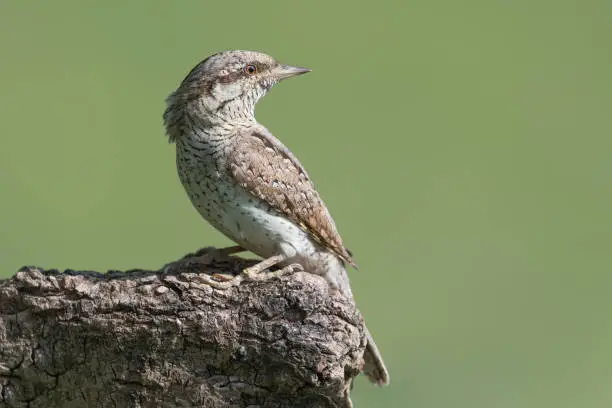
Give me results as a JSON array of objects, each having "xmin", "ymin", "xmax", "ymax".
[
  {"xmin": 163, "ymin": 50, "xmax": 388, "ymax": 386},
  {"xmin": 229, "ymin": 127, "xmax": 356, "ymax": 267}
]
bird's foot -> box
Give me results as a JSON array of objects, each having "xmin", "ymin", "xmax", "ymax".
[
  {"xmin": 189, "ymin": 272, "xmax": 242, "ymax": 290},
  {"xmin": 161, "ymin": 250, "xmax": 301, "ymax": 290},
  {"xmin": 191, "ymin": 262, "xmax": 304, "ymax": 290},
  {"xmin": 241, "ymin": 263, "xmax": 304, "ymax": 282},
  {"xmin": 161, "ymin": 245, "xmax": 245, "ymax": 275},
  {"xmin": 160, "ymin": 245, "xmax": 247, "ymax": 290}
]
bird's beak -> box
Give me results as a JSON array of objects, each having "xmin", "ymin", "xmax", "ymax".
[{"xmin": 274, "ymin": 64, "xmax": 311, "ymax": 80}]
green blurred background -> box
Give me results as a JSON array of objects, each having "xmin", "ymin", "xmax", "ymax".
[{"xmin": 1, "ymin": 1, "xmax": 611, "ymax": 406}]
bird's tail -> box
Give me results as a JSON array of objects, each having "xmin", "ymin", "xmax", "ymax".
[
  {"xmin": 363, "ymin": 325, "xmax": 390, "ymax": 386},
  {"xmin": 323, "ymin": 255, "xmax": 390, "ymax": 386}
]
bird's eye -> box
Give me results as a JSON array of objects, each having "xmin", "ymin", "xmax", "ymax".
[{"xmin": 244, "ymin": 64, "xmax": 257, "ymax": 75}]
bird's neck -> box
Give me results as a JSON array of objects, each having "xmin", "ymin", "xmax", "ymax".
[
  {"xmin": 204, "ymin": 97, "xmax": 256, "ymax": 127},
  {"xmin": 165, "ymin": 97, "xmax": 258, "ymax": 143}
]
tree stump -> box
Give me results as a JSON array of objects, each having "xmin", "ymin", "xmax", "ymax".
[{"xmin": 0, "ymin": 248, "xmax": 365, "ymax": 408}]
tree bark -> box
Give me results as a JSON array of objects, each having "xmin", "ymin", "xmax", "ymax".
[{"xmin": 0, "ymin": 248, "xmax": 365, "ymax": 408}]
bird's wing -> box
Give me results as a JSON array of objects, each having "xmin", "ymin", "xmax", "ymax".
[{"xmin": 228, "ymin": 126, "xmax": 356, "ymax": 267}]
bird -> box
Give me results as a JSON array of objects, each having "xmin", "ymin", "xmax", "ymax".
[{"xmin": 163, "ymin": 50, "xmax": 389, "ymax": 386}]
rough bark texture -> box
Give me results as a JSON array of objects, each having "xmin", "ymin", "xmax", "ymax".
[{"xmin": 0, "ymin": 248, "xmax": 365, "ymax": 408}]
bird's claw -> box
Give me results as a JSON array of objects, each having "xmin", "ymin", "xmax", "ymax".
[{"xmin": 242, "ymin": 263, "xmax": 304, "ymax": 282}]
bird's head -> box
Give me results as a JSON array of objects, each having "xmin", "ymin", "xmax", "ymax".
[{"xmin": 164, "ymin": 50, "xmax": 310, "ymax": 140}]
